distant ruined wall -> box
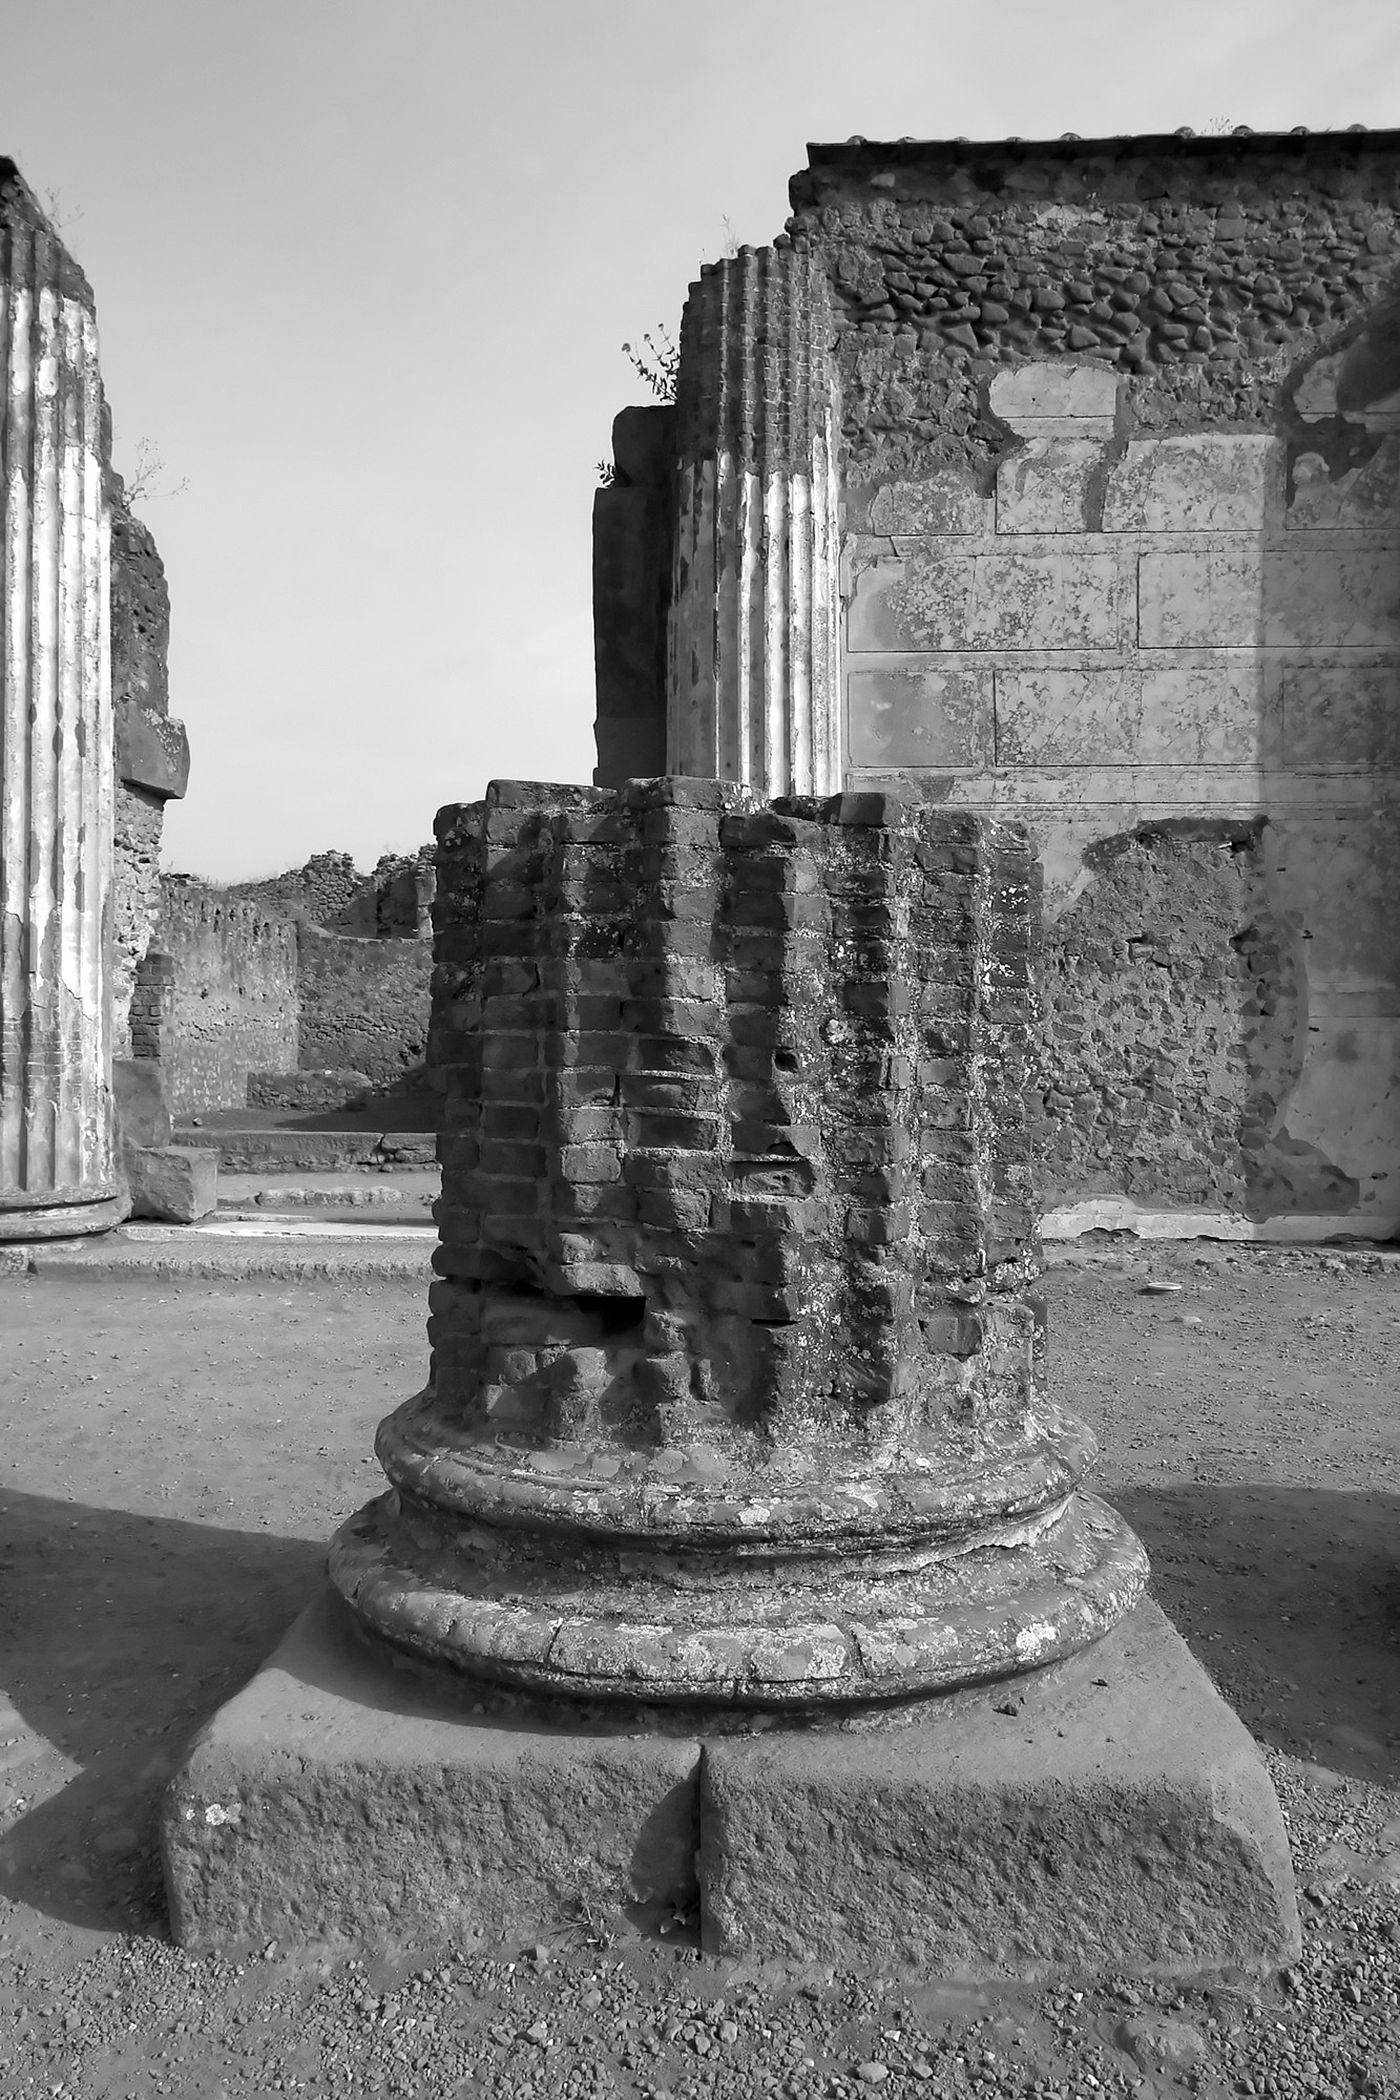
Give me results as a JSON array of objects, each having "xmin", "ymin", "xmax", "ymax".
[
  {"xmin": 227, "ymin": 847, "xmax": 435, "ymax": 938},
  {"xmin": 153, "ymin": 883, "xmax": 297, "ymax": 1114},
  {"xmin": 296, "ymin": 928, "xmax": 432, "ymax": 1084}
]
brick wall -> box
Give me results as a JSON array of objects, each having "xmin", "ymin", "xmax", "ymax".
[{"xmin": 428, "ymin": 780, "xmax": 1039, "ymax": 1435}]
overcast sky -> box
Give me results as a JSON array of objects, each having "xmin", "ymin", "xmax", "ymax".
[{"xmin": 3, "ymin": 0, "xmax": 1396, "ymax": 879}]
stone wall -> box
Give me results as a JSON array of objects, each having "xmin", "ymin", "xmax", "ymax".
[
  {"xmin": 110, "ymin": 485, "xmax": 190, "ymax": 1058},
  {"xmin": 228, "ymin": 848, "xmax": 435, "ymax": 937},
  {"xmin": 597, "ymin": 130, "xmax": 1400, "ymax": 1236},
  {"xmin": 152, "ymin": 883, "xmax": 298, "ymax": 1115},
  {"xmin": 296, "ymin": 928, "xmax": 432, "ymax": 1085},
  {"xmin": 800, "ymin": 134, "xmax": 1400, "ymax": 1235}
]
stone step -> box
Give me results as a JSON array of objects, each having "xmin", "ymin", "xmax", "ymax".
[
  {"xmin": 179, "ymin": 1127, "xmax": 437, "ymax": 1173},
  {"xmin": 217, "ymin": 1170, "xmax": 440, "ymax": 1220}
]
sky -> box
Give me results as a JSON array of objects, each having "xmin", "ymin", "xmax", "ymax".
[{"xmin": 3, "ymin": 0, "xmax": 1398, "ymax": 880}]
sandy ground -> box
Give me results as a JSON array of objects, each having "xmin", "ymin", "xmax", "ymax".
[{"xmin": 0, "ymin": 1243, "xmax": 1397, "ymax": 2096}]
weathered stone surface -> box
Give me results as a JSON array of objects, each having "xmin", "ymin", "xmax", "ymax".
[
  {"xmin": 989, "ymin": 363, "xmax": 1119, "ymax": 436},
  {"xmin": 849, "ymin": 548, "xmax": 1127, "ymax": 652},
  {"xmin": 126, "ymin": 1144, "xmax": 219, "ymax": 1223},
  {"xmin": 1102, "ymin": 435, "xmax": 1279, "ymax": 533},
  {"xmin": 163, "ymin": 1587, "xmax": 701, "ymax": 1956},
  {"xmin": 848, "ymin": 667, "xmax": 994, "ymax": 768},
  {"xmin": 866, "ymin": 476, "xmax": 992, "ymax": 536},
  {"xmin": 1138, "ymin": 547, "xmax": 1400, "ymax": 648},
  {"xmin": 994, "ymin": 664, "xmax": 1261, "ymax": 767},
  {"xmin": 700, "ymin": 1597, "xmax": 1301, "ymax": 1978},
  {"xmin": 112, "ymin": 1058, "xmax": 173, "ymax": 1151},
  {"xmin": 1282, "ymin": 666, "xmax": 1400, "ymax": 765},
  {"xmin": 0, "ymin": 166, "xmax": 123, "ymax": 1239},
  {"xmin": 330, "ymin": 781, "xmax": 1147, "ymax": 1708},
  {"xmin": 115, "ymin": 696, "xmax": 191, "ymax": 799},
  {"xmin": 995, "ymin": 440, "xmax": 1102, "ymax": 534}
]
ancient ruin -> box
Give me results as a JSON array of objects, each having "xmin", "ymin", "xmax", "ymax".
[
  {"xmin": 329, "ymin": 780, "xmax": 1147, "ymax": 1703},
  {"xmin": 596, "ymin": 126, "xmax": 1400, "ymax": 1244},
  {"xmin": 168, "ymin": 776, "xmax": 1297, "ymax": 1974}
]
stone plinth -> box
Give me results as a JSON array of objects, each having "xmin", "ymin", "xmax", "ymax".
[
  {"xmin": 329, "ymin": 780, "xmax": 1147, "ymax": 1707},
  {"xmin": 163, "ymin": 1586, "xmax": 1299, "ymax": 1975},
  {"xmin": 667, "ymin": 245, "xmax": 843, "ymax": 798},
  {"xmin": 0, "ymin": 166, "xmax": 122, "ymax": 1238}
]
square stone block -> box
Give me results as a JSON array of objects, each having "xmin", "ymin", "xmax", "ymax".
[
  {"xmin": 849, "ymin": 549, "xmax": 1126, "ymax": 652},
  {"xmin": 1103, "ymin": 435, "xmax": 1279, "ymax": 533},
  {"xmin": 847, "ymin": 667, "xmax": 994, "ymax": 768},
  {"xmin": 699, "ymin": 1600, "xmax": 1300, "ymax": 1980},
  {"xmin": 163, "ymin": 1588, "xmax": 702, "ymax": 1956},
  {"xmin": 125, "ymin": 1144, "xmax": 218, "ymax": 1223},
  {"xmin": 988, "ymin": 362, "xmax": 1119, "ymax": 436},
  {"xmin": 994, "ymin": 663, "xmax": 1262, "ymax": 767},
  {"xmin": 995, "ymin": 440, "xmax": 1103, "ymax": 535}
]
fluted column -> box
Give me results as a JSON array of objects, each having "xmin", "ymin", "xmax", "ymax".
[
  {"xmin": 668, "ymin": 242, "xmax": 843, "ymax": 798},
  {"xmin": 0, "ymin": 167, "xmax": 122, "ymax": 1238}
]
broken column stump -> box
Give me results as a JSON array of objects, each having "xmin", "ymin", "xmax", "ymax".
[
  {"xmin": 164, "ymin": 781, "xmax": 1299, "ymax": 1975},
  {"xmin": 334, "ymin": 781, "xmax": 1144, "ymax": 1698}
]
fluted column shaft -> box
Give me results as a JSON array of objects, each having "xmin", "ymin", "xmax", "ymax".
[
  {"xmin": 668, "ymin": 242, "xmax": 843, "ymax": 798},
  {"xmin": 0, "ymin": 170, "xmax": 120, "ymax": 1237}
]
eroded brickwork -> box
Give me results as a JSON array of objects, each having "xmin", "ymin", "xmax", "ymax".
[
  {"xmin": 331, "ymin": 780, "xmax": 1146, "ymax": 1707},
  {"xmin": 426, "ymin": 779, "xmax": 1037, "ymax": 1422}
]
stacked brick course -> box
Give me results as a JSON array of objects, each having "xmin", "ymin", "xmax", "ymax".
[{"xmin": 331, "ymin": 781, "xmax": 1146, "ymax": 1708}]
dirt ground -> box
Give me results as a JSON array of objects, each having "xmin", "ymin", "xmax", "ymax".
[{"xmin": 0, "ymin": 1242, "xmax": 1397, "ymax": 2097}]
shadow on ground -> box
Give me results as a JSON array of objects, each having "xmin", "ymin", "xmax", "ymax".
[
  {"xmin": 2, "ymin": 1480, "xmax": 1397, "ymax": 1938},
  {"xmin": 0, "ymin": 1487, "xmax": 322, "ymax": 1934},
  {"xmin": 1107, "ymin": 1483, "xmax": 1400, "ymax": 1786}
]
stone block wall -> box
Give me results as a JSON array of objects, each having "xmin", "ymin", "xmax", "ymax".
[
  {"xmin": 296, "ymin": 928, "xmax": 432, "ymax": 1086},
  {"xmin": 152, "ymin": 883, "xmax": 298, "ymax": 1114},
  {"xmin": 428, "ymin": 779, "xmax": 1039, "ymax": 1435},
  {"xmin": 592, "ymin": 131, "xmax": 1400, "ymax": 1236}
]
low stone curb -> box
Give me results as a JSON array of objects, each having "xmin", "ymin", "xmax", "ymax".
[{"xmin": 0, "ymin": 1229, "xmax": 434, "ymax": 1281}]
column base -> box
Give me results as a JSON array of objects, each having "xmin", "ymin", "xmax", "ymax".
[
  {"xmin": 162, "ymin": 1586, "xmax": 1299, "ymax": 1979},
  {"xmin": 0, "ymin": 1192, "xmax": 130, "ymax": 1242}
]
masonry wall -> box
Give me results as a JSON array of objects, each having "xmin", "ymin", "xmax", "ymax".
[
  {"xmin": 109, "ymin": 488, "xmax": 190, "ymax": 1057},
  {"xmin": 153, "ymin": 883, "xmax": 298, "ymax": 1114},
  {"xmin": 296, "ymin": 928, "xmax": 432, "ymax": 1085},
  {"xmin": 429, "ymin": 781, "xmax": 1038, "ymax": 1439},
  {"xmin": 783, "ymin": 132, "xmax": 1400, "ymax": 1233}
]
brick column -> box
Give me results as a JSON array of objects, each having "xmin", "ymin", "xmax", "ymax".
[
  {"xmin": 0, "ymin": 168, "xmax": 123, "ymax": 1239},
  {"xmin": 330, "ymin": 780, "xmax": 1146, "ymax": 1709},
  {"xmin": 667, "ymin": 243, "xmax": 843, "ymax": 799}
]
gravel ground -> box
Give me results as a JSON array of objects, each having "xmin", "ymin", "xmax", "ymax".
[{"xmin": 0, "ymin": 1244, "xmax": 1397, "ymax": 2097}]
